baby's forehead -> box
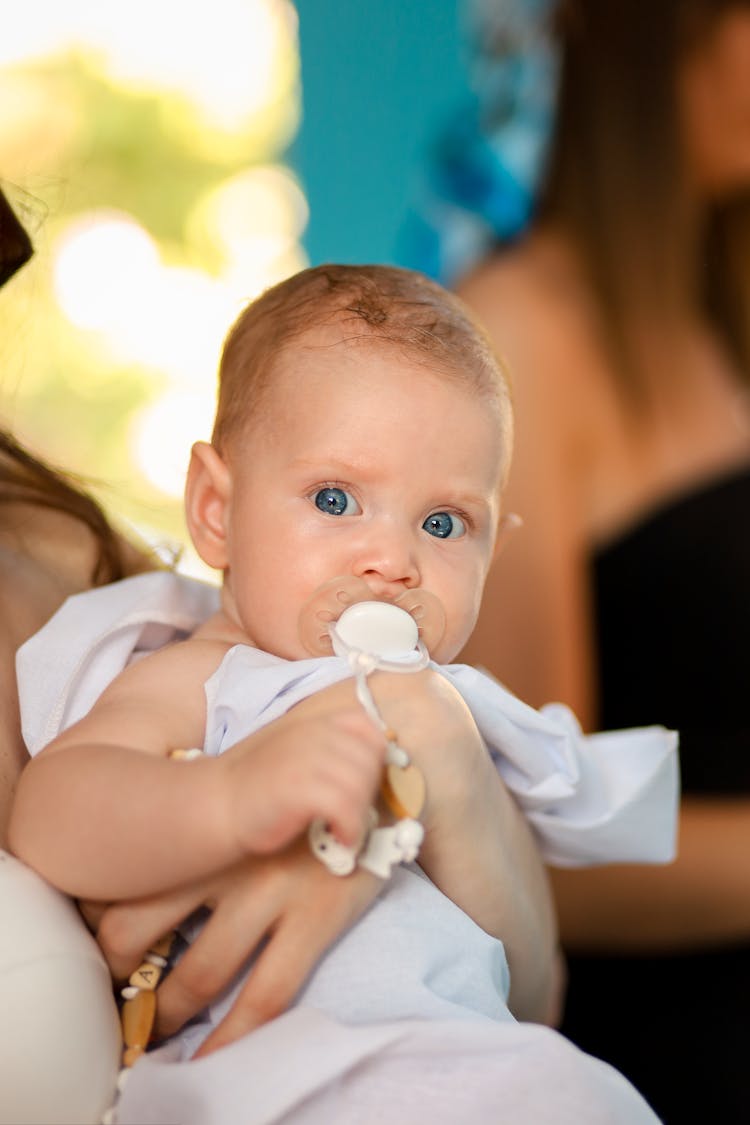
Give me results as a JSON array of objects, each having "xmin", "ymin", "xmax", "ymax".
[
  {"xmin": 276, "ymin": 320, "xmax": 486, "ymax": 393},
  {"xmin": 269, "ymin": 323, "xmax": 508, "ymax": 445},
  {"xmin": 259, "ymin": 334, "xmax": 509, "ymax": 482}
]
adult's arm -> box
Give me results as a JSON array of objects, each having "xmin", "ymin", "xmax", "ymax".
[
  {"xmin": 552, "ymin": 796, "xmax": 750, "ymax": 950},
  {"xmin": 84, "ymin": 840, "xmax": 383, "ymax": 1056}
]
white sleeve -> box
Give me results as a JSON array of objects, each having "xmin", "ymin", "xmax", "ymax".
[
  {"xmin": 441, "ymin": 663, "xmax": 678, "ymax": 867},
  {"xmin": 17, "ymin": 571, "xmax": 220, "ymax": 755}
]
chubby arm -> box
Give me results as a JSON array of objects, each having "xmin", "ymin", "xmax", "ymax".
[
  {"xmin": 9, "ymin": 638, "xmax": 386, "ymax": 900},
  {"xmin": 375, "ymin": 670, "xmax": 558, "ymax": 1023},
  {"xmin": 295, "ymin": 670, "xmax": 558, "ymax": 1023}
]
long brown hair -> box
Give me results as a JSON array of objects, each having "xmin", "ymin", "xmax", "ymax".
[
  {"xmin": 539, "ymin": 0, "xmax": 750, "ymax": 397},
  {"xmin": 0, "ymin": 430, "xmax": 154, "ymax": 585}
]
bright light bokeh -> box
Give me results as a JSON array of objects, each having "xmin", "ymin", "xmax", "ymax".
[
  {"xmin": 190, "ymin": 164, "xmax": 309, "ymax": 291},
  {"xmin": 0, "ymin": 0, "xmax": 297, "ymax": 126},
  {"xmin": 0, "ymin": 0, "xmax": 305, "ymax": 565},
  {"xmin": 55, "ymin": 217, "xmax": 237, "ymax": 382},
  {"xmin": 131, "ymin": 388, "xmax": 217, "ymax": 497},
  {"xmin": 53, "ymin": 213, "xmax": 161, "ymax": 332}
]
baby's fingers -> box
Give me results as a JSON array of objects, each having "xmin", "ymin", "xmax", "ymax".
[
  {"xmin": 308, "ymin": 710, "xmax": 386, "ymax": 844},
  {"xmin": 240, "ymin": 710, "xmax": 386, "ymax": 852}
]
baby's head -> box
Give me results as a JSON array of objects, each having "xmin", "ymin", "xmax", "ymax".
[
  {"xmin": 187, "ymin": 264, "xmax": 514, "ymax": 662},
  {"xmin": 211, "ymin": 263, "xmax": 511, "ymax": 464}
]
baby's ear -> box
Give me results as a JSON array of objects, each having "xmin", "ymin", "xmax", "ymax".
[
  {"xmin": 492, "ymin": 511, "xmax": 523, "ymax": 561},
  {"xmin": 184, "ymin": 441, "xmax": 231, "ymax": 570}
]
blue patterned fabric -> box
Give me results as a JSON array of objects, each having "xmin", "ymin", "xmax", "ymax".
[{"xmin": 401, "ymin": 0, "xmax": 560, "ymax": 284}]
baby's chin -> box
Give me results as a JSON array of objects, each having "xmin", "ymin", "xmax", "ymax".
[{"xmin": 297, "ymin": 576, "xmax": 447, "ymax": 660}]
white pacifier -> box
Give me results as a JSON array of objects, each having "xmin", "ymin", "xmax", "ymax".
[{"xmin": 329, "ymin": 600, "xmax": 428, "ymax": 668}]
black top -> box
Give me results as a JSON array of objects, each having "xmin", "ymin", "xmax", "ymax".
[{"xmin": 559, "ymin": 465, "xmax": 750, "ymax": 1124}]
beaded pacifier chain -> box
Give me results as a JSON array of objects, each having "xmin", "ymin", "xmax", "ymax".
[{"xmin": 308, "ymin": 599, "xmax": 428, "ymax": 878}]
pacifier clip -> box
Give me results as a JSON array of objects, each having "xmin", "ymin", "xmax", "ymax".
[{"xmin": 308, "ymin": 600, "xmax": 428, "ymax": 879}]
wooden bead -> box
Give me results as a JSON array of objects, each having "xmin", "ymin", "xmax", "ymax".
[
  {"xmin": 380, "ymin": 762, "xmax": 426, "ymax": 819},
  {"xmin": 129, "ymin": 961, "xmax": 163, "ymax": 990},
  {"xmin": 122, "ymin": 988, "xmax": 157, "ymax": 1051},
  {"xmin": 149, "ymin": 932, "xmax": 176, "ymax": 958},
  {"xmin": 123, "ymin": 1044, "xmax": 145, "ymax": 1068}
]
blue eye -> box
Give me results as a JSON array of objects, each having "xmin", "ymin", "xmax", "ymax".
[
  {"xmin": 313, "ymin": 487, "xmax": 361, "ymax": 516},
  {"xmin": 423, "ymin": 511, "xmax": 466, "ymax": 539}
]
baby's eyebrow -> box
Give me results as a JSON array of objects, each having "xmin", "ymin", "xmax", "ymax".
[
  {"xmin": 289, "ymin": 455, "xmax": 376, "ymax": 479},
  {"xmin": 443, "ymin": 494, "xmax": 497, "ymax": 526}
]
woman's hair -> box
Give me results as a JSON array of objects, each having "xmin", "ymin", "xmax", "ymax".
[
  {"xmin": 0, "ymin": 430, "xmax": 152, "ymax": 585},
  {"xmin": 213, "ymin": 262, "xmax": 512, "ymax": 454},
  {"xmin": 539, "ymin": 0, "xmax": 750, "ymax": 395}
]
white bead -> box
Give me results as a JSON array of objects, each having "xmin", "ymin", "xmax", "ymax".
[
  {"xmin": 308, "ymin": 819, "xmax": 358, "ymax": 876},
  {"xmin": 357, "ymin": 818, "xmax": 424, "ymax": 879},
  {"xmin": 386, "ymin": 743, "xmax": 410, "ymax": 768},
  {"xmin": 117, "ymin": 1066, "xmax": 132, "ymax": 1092},
  {"xmin": 334, "ymin": 601, "xmax": 418, "ymax": 658}
]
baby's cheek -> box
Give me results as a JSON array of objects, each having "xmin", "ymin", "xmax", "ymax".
[{"xmin": 437, "ymin": 607, "xmax": 479, "ymax": 664}]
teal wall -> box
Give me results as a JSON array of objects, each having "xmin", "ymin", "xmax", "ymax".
[{"xmin": 292, "ymin": 0, "xmax": 467, "ymax": 266}]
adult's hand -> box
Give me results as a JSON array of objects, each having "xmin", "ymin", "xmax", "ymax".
[{"xmin": 81, "ymin": 839, "xmax": 381, "ymax": 1056}]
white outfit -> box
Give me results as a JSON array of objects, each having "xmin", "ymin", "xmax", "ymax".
[{"xmin": 17, "ymin": 572, "xmax": 677, "ymax": 1124}]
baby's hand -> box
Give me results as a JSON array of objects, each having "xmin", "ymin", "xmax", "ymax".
[{"xmin": 222, "ymin": 704, "xmax": 386, "ymax": 857}]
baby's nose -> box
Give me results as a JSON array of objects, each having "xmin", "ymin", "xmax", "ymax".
[{"xmin": 351, "ymin": 526, "xmax": 420, "ymax": 595}]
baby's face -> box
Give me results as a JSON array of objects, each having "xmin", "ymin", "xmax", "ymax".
[{"xmin": 221, "ymin": 329, "xmax": 506, "ymax": 663}]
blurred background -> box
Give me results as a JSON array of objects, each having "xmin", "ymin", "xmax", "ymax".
[{"xmin": 0, "ymin": 0, "xmax": 465, "ymax": 572}]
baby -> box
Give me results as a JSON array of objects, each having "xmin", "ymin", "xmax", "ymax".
[{"xmin": 10, "ymin": 265, "xmax": 675, "ymax": 1123}]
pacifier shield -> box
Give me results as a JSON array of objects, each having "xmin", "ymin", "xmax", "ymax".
[{"xmin": 334, "ymin": 601, "xmax": 419, "ymax": 659}]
